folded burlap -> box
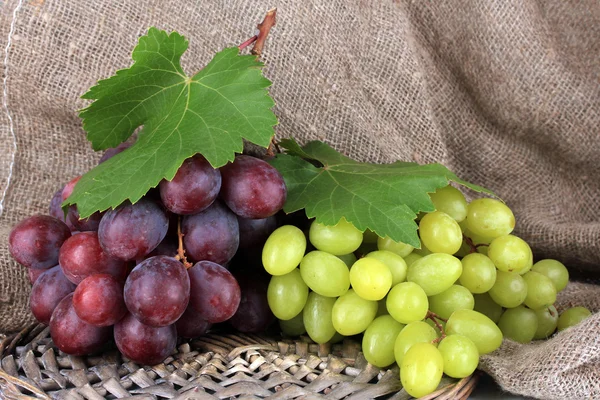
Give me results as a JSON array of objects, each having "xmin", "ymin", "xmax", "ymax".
[{"xmin": 0, "ymin": 1, "xmax": 598, "ymax": 398}]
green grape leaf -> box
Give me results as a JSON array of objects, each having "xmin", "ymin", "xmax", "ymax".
[
  {"xmin": 66, "ymin": 27, "xmax": 277, "ymax": 218},
  {"xmin": 269, "ymin": 138, "xmax": 494, "ymax": 247}
]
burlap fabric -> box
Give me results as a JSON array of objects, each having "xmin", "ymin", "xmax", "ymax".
[{"xmin": 0, "ymin": 0, "xmax": 598, "ymax": 398}]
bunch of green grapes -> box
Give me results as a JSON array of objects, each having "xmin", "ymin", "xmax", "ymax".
[{"xmin": 262, "ymin": 185, "xmax": 592, "ymax": 399}]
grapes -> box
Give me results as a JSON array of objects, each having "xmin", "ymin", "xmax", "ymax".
[
  {"xmin": 522, "ymin": 271, "xmax": 557, "ymax": 310},
  {"xmin": 473, "ymin": 293, "xmax": 503, "ymax": 323},
  {"xmin": 73, "ymin": 274, "xmax": 126, "ymax": 326},
  {"xmin": 48, "ymin": 187, "xmax": 67, "ymax": 223},
  {"xmin": 219, "ymin": 155, "xmax": 286, "ymax": 219},
  {"xmin": 331, "ymin": 289, "xmax": 377, "ymax": 336},
  {"xmin": 337, "ymin": 252, "xmax": 357, "ymax": 268},
  {"xmin": 488, "ymin": 270, "xmax": 527, "ymax": 308},
  {"xmin": 279, "ymin": 310, "xmax": 306, "ymax": 336},
  {"xmin": 438, "ymin": 335, "xmax": 479, "ymax": 378},
  {"xmin": 9, "ymin": 215, "xmax": 71, "ymax": 269},
  {"xmin": 394, "ymin": 321, "xmax": 437, "ymax": 364},
  {"xmin": 365, "ymin": 250, "xmax": 407, "ymax": 285},
  {"xmin": 262, "ymin": 225, "xmax": 306, "ymax": 275},
  {"xmin": 487, "ymin": 234, "xmax": 533, "ymax": 274},
  {"xmin": 300, "ymin": 251, "xmax": 350, "ymax": 297},
  {"xmin": 98, "ymin": 198, "xmax": 169, "ymax": 261},
  {"xmin": 159, "ymin": 154, "xmax": 221, "ymax": 214},
  {"xmin": 28, "ymin": 267, "xmax": 46, "ymax": 285},
  {"xmin": 429, "ymin": 185, "xmax": 468, "ymax": 222},
  {"xmin": 402, "ymin": 252, "xmax": 422, "ymax": 267},
  {"xmin": 377, "ymin": 236, "xmax": 414, "ymax": 257},
  {"xmin": 459, "ymin": 253, "xmax": 497, "ymax": 293},
  {"xmin": 267, "ymin": 269, "xmax": 308, "ymax": 321},
  {"xmin": 309, "ymin": 218, "xmax": 363, "ymax": 255},
  {"xmin": 418, "ymin": 211, "xmax": 463, "ymax": 254},
  {"xmin": 428, "ymin": 285, "xmax": 474, "ymax": 320},
  {"xmin": 407, "ymin": 253, "xmax": 462, "ymax": 296},
  {"xmin": 303, "ymin": 292, "xmax": 337, "ymax": 344},
  {"xmin": 114, "ymin": 313, "xmax": 177, "ymax": 365},
  {"xmin": 175, "ymin": 306, "xmax": 212, "ymax": 338},
  {"xmin": 62, "ymin": 176, "xmax": 103, "ymax": 232},
  {"xmin": 531, "ymin": 259, "xmax": 569, "ymax": 292},
  {"xmin": 30, "ymin": 266, "xmax": 76, "ymax": 324},
  {"xmin": 237, "ymin": 215, "xmax": 278, "ymax": 251},
  {"xmin": 362, "ymin": 315, "xmax": 404, "ymax": 367},
  {"xmin": 349, "ymin": 257, "xmax": 392, "ymax": 301},
  {"xmin": 446, "ymin": 309, "xmax": 503, "ymax": 354},
  {"xmin": 229, "ymin": 273, "xmax": 274, "ymax": 333},
  {"xmin": 465, "ymin": 198, "xmax": 515, "ymax": 238},
  {"xmin": 400, "ymin": 343, "xmax": 444, "ymax": 399},
  {"xmin": 533, "ymin": 305, "xmax": 559, "ymax": 339},
  {"xmin": 99, "ymin": 142, "xmax": 131, "ymax": 163},
  {"xmin": 497, "ymin": 306, "xmax": 538, "ymax": 343},
  {"xmin": 386, "ymin": 282, "xmax": 428, "ymax": 324},
  {"xmin": 557, "ymin": 307, "xmax": 592, "ymax": 331}
]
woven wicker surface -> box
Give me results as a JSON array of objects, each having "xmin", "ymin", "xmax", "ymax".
[{"xmin": 0, "ymin": 324, "xmax": 478, "ymax": 399}]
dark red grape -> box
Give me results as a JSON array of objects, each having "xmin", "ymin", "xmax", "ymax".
[
  {"xmin": 229, "ymin": 273, "xmax": 274, "ymax": 333},
  {"xmin": 73, "ymin": 274, "xmax": 126, "ymax": 326},
  {"xmin": 9, "ymin": 215, "xmax": 71, "ymax": 269},
  {"xmin": 61, "ymin": 176, "xmax": 103, "ymax": 231},
  {"xmin": 135, "ymin": 236, "xmax": 178, "ymax": 264},
  {"xmin": 59, "ymin": 231, "xmax": 127, "ymax": 284},
  {"xmin": 49, "ymin": 187, "xmax": 67, "ymax": 223},
  {"xmin": 50, "ymin": 293, "xmax": 111, "ymax": 356},
  {"xmin": 61, "ymin": 176, "xmax": 80, "ymax": 202},
  {"xmin": 99, "ymin": 142, "xmax": 132, "ymax": 164},
  {"xmin": 30, "ymin": 266, "xmax": 76, "ymax": 324},
  {"xmin": 219, "ymin": 155, "xmax": 286, "ymax": 219},
  {"xmin": 159, "ymin": 154, "xmax": 221, "ymax": 215},
  {"xmin": 114, "ymin": 313, "xmax": 176, "ymax": 365},
  {"xmin": 188, "ymin": 261, "xmax": 241, "ymax": 323},
  {"xmin": 237, "ymin": 215, "xmax": 278, "ymax": 250},
  {"xmin": 175, "ymin": 306, "xmax": 212, "ymax": 338},
  {"xmin": 28, "ymin": 267, "xmax": 46, "ymax": 285},
  {"xmin": 98, "ymin": 198, "xmax": 169, "ymax": 261},
  {"xmin": 182, "ymin": 201, "xmax": 239, "ymax": 265},
  {"xmin": 124, "ymin": 256, "xmax": 189, "ymax": 327}
]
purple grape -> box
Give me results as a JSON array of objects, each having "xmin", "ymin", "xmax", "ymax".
[
  {"xmin": 73, "ymin": 274, "xmax": 126, "ymax": 326},
  {"xmin": 219, "ymin": 155, "xmax": 286, "ymax": 219},
  {"xmin": 98, "ymin": 198, "xmax": 169, "ymax": 261},
  {"xmin": 9, "ymin": 215, "xmax": 71, "ymax": 269},
  {"xmin": 159, "ymin": 154, "xmax": 222, "ymax": 215},
  {"xmin": 124, "ymin": 256, "xmax": 190, "ymax": 327},
  {"xmin": 59, "ymin": 231, "xmax": 127, "ymax": 284},
  {"xmin": 114, "ymin": 313, "xmax": 176, "ymax": 365},
  {"xmin": 237, "ymin": 215, "xmax": 278, "ymax": 250},
  {"xmin": 135, "ymin": 236, "xmax": 178, "ymax": 264},
  {"xmin": 188, "ymin": 261, "xmax": 241, "ymax": 323},
  {"xmin": 30, "ymin": 266, "xmax": 76, "ymax": 324},
  {"xmin": 49, "ymin": 188, "xmax": 67, "ymax": 223},
  {"xmin": 181, "ymin": 201, "xmax": 239, "ymax": 265},
  {"xmin": 28, "ymin": 267, "xmax": 46, "ymax": 285},
  {"xmin": 61, "ymin": 176, "xmax": 103, "ymax": 231},
  {"xmin": 175, "ymin": 306, "xmax": 212, "ymax": 338},
  {"xmin": 229, "ymin": 273, "xmax": 274, "ymax": 333},
  {"xmin": 49, "ymin": 293, "xmax": 111, "ymax": 356},
  {"xmin": 99, "ymin": 142, "xmax": 132, "ymax": 164}
]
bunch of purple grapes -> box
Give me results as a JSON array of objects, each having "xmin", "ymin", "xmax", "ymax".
[{"xmin": 9, "ymin": 149, "xmax": 286, "ymax": 365}]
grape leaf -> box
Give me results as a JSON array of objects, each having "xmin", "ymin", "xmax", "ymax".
[
  {"xmin": 269, "ymin": 138, "xmax": 494, "ymax": 247},
  {"xmin": 66, "ymin": 27, "xmax": 277, "ymax": 218}
]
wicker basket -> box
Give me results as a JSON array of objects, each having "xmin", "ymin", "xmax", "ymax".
[{"xmin": 0, "ymin": 324, "xmax": 479, "ymax": 399}]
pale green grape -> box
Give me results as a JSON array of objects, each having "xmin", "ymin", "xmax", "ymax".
[
  {"xmin": 534, "ymin": 305, "xmax": 559, "ymax": 340},
  {"xmin": 376, "ymin": 299, "xmax": 388, "ymax": 316},
  {"xmin": 303, "ymin": 292, "xmax": 337, "ymax": 344},
  {"xmin": 330, "ymin": 332, "xmax": 345, "ymax": 344},
  {"xmin": 362, "ymin": 229, "xmax": 379, "ymax": 244},
  {"xmin": 419, "ymin": 211, "xmax": 463, "ymax": 254},
  {"xmin": 366, "ymin": 250, "xmax": 407, "ymax": 285},
  {"xmin": 497, "ymin": 305, "xmax": 538, "ymax": 343},
  {"xmin": 309, "ymin": 218, "xmax": 363, "ymax": 255},
  {"xmin": 362, "ymin": 315, "xmax": 405, "ymax": 367},
  {"xmin": 488, "ymin": 270, "xmax": 527, "ymax": 308},
  {"xmin": 331, "ymin": 289, "xmax": 377, "ymax": 335},
  {"xmin": 349, "ymin": 257, "xmax": 393, "ymax": 301},
  {"xmin": 429, "ymin": 185, "xmax": 468, "ymax": 222},
  {"xmin": 355, "ymin": 242, "xmax": 378, "ymax": 257},
  {"xmin": 446, "ymin": 309, "xmax": 503, "ymax": 354},
  {"xmin": 267, "ymin": 269, "xmax": 309, "ymax": 320},
  {"xmin": 377, "ymin": 236, "xmax": 414, "ymax": 257},
  {"xmin": 487, "ymin": 234, "xmax": 533, "ymax": 274},
  {"xmin": 459, "ymin": 253, "xmax": 497, "ymax": 293},
  {"xmin": 279, "ymin": 310, "xmax": 305, "ymax": 336},
  {"xmin": 386, "ymin": 282, "xmax": 428, "ymax": 324},
  {"xmin": 400, "ymin": 343, "xmax": 444, "ymax": 399},
  {"xmin": 413, "ymin": 239, "xmax": 433, "ymax": 257},
  {"xmin": 473, "ymin": 293, "xmax": 503, "ymax": 324},
  {"xmin": 465, "ymin": 198, "xmax": 515, "ymax": 238},
  {"xmin": 300, "ymin": 251, "xmax": 350, "ymax": 297},
  {"xmin": 403, "ymin": 253, "xmax": 422, "ymax": 267},
  {"xmin": 557, "ymin": 307, "xmax": 592, "ymax": 331},
  {"xmin": 522, "ymin": 271, "xmax": 557, "ymax": 310},
  {"xmin": 438, "ymin": 335, "xmax": 479, "ymax": 378},
  {"xmin": 428, "ymin": 285, "xmax": 474, "ymax": 320},
  {"xmin": 336, "ymin": 253, "xmax": 357, "ymax": 268},
  {"xmin": 531, "ymin": 259, "xmax": 569, "ymax": 292},
  {"xmin": 407, "ymin": 253, "xmax": 462, "ymax": 296},
  {"xmin": 394, "ymin": 321, "xmax": 438, "ymax": 365},
  {"xmin": 262, "ymin": 225, "xmax": 306, "ymax": 275}
]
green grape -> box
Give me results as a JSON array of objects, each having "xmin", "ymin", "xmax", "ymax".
[
  {"xmin": 531, "ymin": 259, "xmax": 569, "ymax": 292},
  {"xmin": 425, "ymin": 317, "xmax": 446, "ymax": 333},
  {"xmin": 303, "ymin": 292, "xmax": 337, "ymax": 344},
  {"xmin": 366, "ymin": 250, "xmax": 407, "ymax": 285},
  {"xmin": 354, "ymin": 242, "xmax": 378, "ymax": 257},
  {"xmin": 349, "ymin": 257, "xmax": 393, "ymax": 301},
  {"xmin": 446, "ymin": 309, "xmax": 503, "ymax": 354},
  {"xmin": 522, "ymin": 271, "xmax": 557, "ymax": 310},
  {"xmin": 497, "ymin": 305, "xmax": 538, "ymax": 343},
  {"xmin": 330, "ymin": 331, "xmax": 345, "ymax": 344},
  {"xmin": 377, "ymin": 236, "xmax": 414, "ymax": 258},
  {"xmin": 429, "ymin": 185, "xmax": 468, "ymax": 222},
  {"xmin": 428, "ymin": 285, "xmax": 474, "ymax": 320},
  {"xmin": 534, "ymin": 305, "xmax": 559, "ymax": 340},
  {"xmin": 394, "ymin": 321, "xmax": 438, "ymax": 365},
  {"xmin": 407, "ymin": 253, "xmax": 462, "ymax": 296},
  {"xmin": 459, "ymin": 253, "xmax": 497, "ymax": 293},
  {"xmin": 331, "ymin": 289, "xmax": 377, "ymax": 335},
  {"xmin": 279, "ymin": 310, "xmax": 305, "ymax": 336},
  {"xmin": 400, "ymin": 343, "xmax": 444, "ymax": 399},
  {"xmin": 557, "ymin": 307, "xmax": 592, "ymax": 331},
  {"xmin": 487, "ymin": 234, "xmax": 533, "ymax": 274},
  {"xmin": 267, "ymin": 269, "xmax": 309, "ymax": 320},
  {"xmin": 473, "ymin": 293, "xmax": 503, "ymax": 324},
  {"xmin": 438, "ymin": 335, "xmax": 479, "ymax": 378},
  {"xmin": 362, "ymin": 315, "xmax": 405, "ymax": 368},
  {"xmin": 488, "ymin": 270, "xmax": 527, "ymax": 308},
  {"xmin": 262, "ymin": 225, "xmax": 306, "ymax": 275},
  {"xmin": 403, "ymin": 252, "xmax": 422, "ymax": 267},
  {"xmin": 362, "ymin": 229, "xmax": 379, "ymax": 244},
  {"xmin": 386, "ymin": 282, "xmax": 428, "ymax": 324},
  {"xmin": 336, "ymin": 253, "xmax": 357, "ymax": 268},
  {"xmin": 309, "ymin": 217, "xmax": 363, "ymax": 256},
  {"xmin": 465, "ymin": 198, "xmax": 515, "ymax": 238},
  {"xmin": 300, "ymin": 251, "xmax": 350, "ymax": 297},
  {"xmin": 376, "ymin": 299, "xmax": 388, "ymax": 316},
  {"xmin": 418, "ymin": 211, "xmax": 463, "ymax": 254},
  {"xmin": 413, "ymin": 239, "xmax": 433, "ymax": 257}
]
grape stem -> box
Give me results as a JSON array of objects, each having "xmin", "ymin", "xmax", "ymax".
[
  {"xmin": 426, "ymin": 310, "xmax": 447, "ymax": 343},
  {"xmin": 238, "ymin": 8, "xmax": 277, "ymax": 57},
  {"xmin": 463, "ymin": 234, "xmax": 487, "ymax": 254},
  {"xmin": 174, "ymin": 216, "xmax": 193, "ymax": 269}
]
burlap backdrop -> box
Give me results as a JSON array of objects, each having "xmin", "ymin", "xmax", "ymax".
[{"xmin": 0, "ymin": 0, "xmax": 598, "ymax": 398}]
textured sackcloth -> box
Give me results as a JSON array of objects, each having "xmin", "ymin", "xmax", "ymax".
[{"xmin": 0, "ymin": 0, "xmax": 598, "ymax": 398}]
